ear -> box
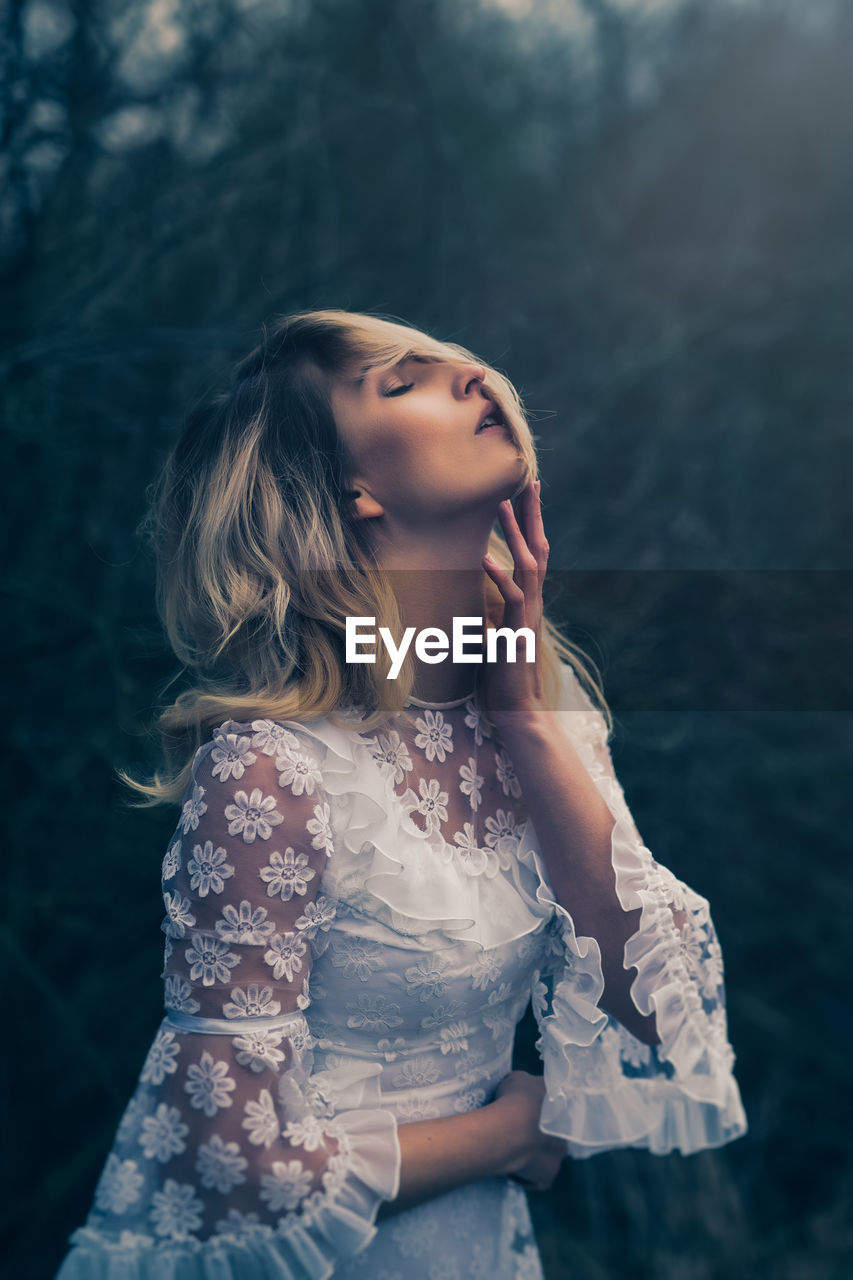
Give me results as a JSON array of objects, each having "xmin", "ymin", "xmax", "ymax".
[{"xmin": 345, "ymin": 485, "xmax": 384, "ymax": 520}]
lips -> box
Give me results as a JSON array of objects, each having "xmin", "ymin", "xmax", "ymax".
[{"xmin": 475, "ymin": 400, "xmax": 505, "ymax": 434}]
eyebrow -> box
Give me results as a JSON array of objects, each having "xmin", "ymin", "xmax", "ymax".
[{"xmin": 351, "ymin": 352, "xmax": 414, "ymax": 389}]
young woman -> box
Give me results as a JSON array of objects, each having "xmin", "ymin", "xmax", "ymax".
[{"xmin": 55, "ymin": 310, "xmax": 748, "ymax": 1279}]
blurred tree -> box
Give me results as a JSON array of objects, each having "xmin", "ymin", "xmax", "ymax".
[{"xmin": 3, "ymin": 0, "xmax": 852, "ymax": 1275}]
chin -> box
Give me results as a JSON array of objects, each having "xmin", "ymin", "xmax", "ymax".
[
  {"xmin": 477, "ymin": 458, "xmax": 529, "ymax": 507},
  {"xmin": 508, "ymin": 463, "xmax": 532, "ymax": 499}
]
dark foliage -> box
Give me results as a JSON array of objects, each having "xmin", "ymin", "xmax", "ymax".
[{"xmin": 2, "ymin": 0, "xmax": 851, "ymax": 1274}]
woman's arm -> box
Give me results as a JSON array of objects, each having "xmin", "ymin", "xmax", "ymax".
[
  {"xmin": 376, "ymin": 1072, "xmax": 566, "ymax": 1220},
  {"xmin": 482, "ymin": 484, "xmax": 659, "ymax": 1045},
  {"xmin": 482, "ymin": 487, "xmax": 747, "ymax": 1160},
  {"xmin": 490, "ymin": 708, "xmax": 660, "ymax": 1045},
  {"xmin": 376, "ymin": 1104, "xmax": 510, "ymax": 1220}
]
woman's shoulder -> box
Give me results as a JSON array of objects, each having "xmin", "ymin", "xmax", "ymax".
[
  {"xmin": 201, "ymin": 709, "xmax": 363, "ymax": 751},
  {"xmin": 190, "ymin": 710, "xmax": 376, "ymax": 795}
]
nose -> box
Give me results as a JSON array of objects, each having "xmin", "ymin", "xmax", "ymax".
[{"xmin": 452, "ymin": 361, "xmax": 487, "ymax": 398}]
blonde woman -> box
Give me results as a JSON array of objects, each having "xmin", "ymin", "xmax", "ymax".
[{"xmin": 55, "ymin": 310, "xmax": 748, "ymax": 1279}]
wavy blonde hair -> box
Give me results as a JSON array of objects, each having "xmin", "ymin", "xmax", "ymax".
[{"xmin": 120, "ymin": 309, "xmax": 611, "ymax": 806}]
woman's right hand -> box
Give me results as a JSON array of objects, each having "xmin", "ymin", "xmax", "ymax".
[{"xmin": 493, "ymin": 1070, "xmax": 568, "ymax": 1192}]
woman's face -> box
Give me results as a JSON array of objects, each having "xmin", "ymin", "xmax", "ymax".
[{"xmin": 329, "ymin": 353, "xmax": 528, "ymax": 527}]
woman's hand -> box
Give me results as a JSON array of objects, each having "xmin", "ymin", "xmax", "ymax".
[
  {"xmin": 493, "ymin": 1070, "xmax": 568, "ymax": 1191},
  {"xmin": 481, "ymin": 479, "xmax": 550, "ymax": 721}
]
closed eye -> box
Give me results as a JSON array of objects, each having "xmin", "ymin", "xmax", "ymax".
[{"xmin": 380, "ymin": 353, "xmax": 435, "ymax": 397}]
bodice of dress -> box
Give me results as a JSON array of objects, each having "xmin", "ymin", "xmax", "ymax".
[
  {"xmin": 155, "ymin": 691, "xmax": 559, "ymax": 1161},
  {"xmin": 56, "ymin": 664, "xmax": 748, "ymax": 1280},
  {"xmin": 301, "ymin": 693, "xmax": 554, "ymax": 1122}
]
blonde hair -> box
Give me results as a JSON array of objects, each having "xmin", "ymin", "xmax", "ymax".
[{"xmin": 120, "ymin": 309, "xmax": 612, "ymax": 806}]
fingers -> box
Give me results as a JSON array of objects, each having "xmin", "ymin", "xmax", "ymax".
[
  {"xmin": 497, "ymin": 482, "xmax": 548, "ymax": 625},
  {"xmin": 526, "ymin": 480, "xmax": 549, "ymax": 594},
  {"xmin": 482, "ymin": 552, "xmax": 526, "ymax": 624},
  {"xmin": 514, "ymin": 481, "xmax": 549, "ymax": 596},
  {"xmin": 498, "ymin": 495, "xmax": 538, "ymax": 576},
  {"xmin": 497, "ymin": 500, "xmax": 537, "ymax": 619},
  {"xmin": 484, "ymin": 480, "xmax": 549, "ymax": 702}
]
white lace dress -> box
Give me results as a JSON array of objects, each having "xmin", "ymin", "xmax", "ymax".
[{"xmin": 55, "ymin": 661, "xmax": 748, "ymax": 1280}]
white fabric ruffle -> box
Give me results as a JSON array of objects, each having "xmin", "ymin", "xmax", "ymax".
[
  {"xmin": 57, "ymin": 1067, "xmax": 399, "ymax": 1280},
  {"xmin": 273, "ymin": 714, "xmax": 551, "ymax": 953},
  {"xmin": 512, "ymin": 664, "xmax": 748, "ymax": 1157}
]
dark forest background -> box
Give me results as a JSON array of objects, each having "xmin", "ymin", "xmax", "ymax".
[{"xmin": 2, "ymin": 0, "xmax": 852, "ymax": 1275}]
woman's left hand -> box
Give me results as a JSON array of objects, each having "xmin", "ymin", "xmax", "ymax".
[{"xmin": 481, "ymin": 479, "xmax": 550, "ymax": 722}]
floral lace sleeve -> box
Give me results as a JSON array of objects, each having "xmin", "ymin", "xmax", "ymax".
[
  {"xmin": 523, "ymin": 667, "xmax": 749, "ymax": 1158},
  {"xmin": 59, "ymin": 721, "xmax": 400, "ymax": 1275}
]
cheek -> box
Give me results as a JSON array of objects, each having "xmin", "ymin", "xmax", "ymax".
[
  {"xmin": 360, "ymin": 434, "xmax": 410, "ymax": 480},
  {"xmin": 366, "ymin": 427, "xmax": 448, "ymax": 478}
]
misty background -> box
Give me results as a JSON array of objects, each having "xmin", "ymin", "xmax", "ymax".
[{"xmin": 2, "ymin": 0, "xmax": 852, "ymax": 1275}]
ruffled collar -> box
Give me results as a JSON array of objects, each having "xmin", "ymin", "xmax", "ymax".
[{"xmin": 211, "ymin": 663, "xmax": 601, "ymax": 953}]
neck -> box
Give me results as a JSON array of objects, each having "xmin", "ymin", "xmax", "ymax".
[
  {"xmin": 371, "ymin": 510, "xmax": 495, "ymax": 703},
  {"xmin": 387, "ymin": 568, "xmax": 488, "ymax": 702}
]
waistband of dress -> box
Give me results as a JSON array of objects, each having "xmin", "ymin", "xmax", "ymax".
[
  {"xmin": 163, "ymin": 1009, "xmax": 308, "ymax": 1035},
  {"xmin": 313, "ymin": 1034, "xmax": 513, "ymax": 1073}
]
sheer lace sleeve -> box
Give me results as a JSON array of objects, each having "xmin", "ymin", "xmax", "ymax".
[
  {"xmin": 524, "ymin": 668, "xmax": 749, "ymax": 1159},
  {"xmin": 58, "ymin": 720, "xmax": 400, "ymax": 1277}
]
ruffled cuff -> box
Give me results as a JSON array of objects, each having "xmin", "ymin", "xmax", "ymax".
[
  {"xmin": 56, "ymin": 1095, "xmax": 400, "ymax": 1280},
  {"xmin": 512, "ymin": 670, "xmax": 748, "ymax": 1159}
]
